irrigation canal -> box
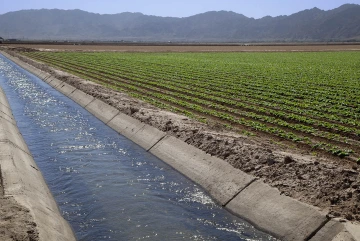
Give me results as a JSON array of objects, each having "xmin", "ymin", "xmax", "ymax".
[{"xmin": 0, "ymin": 54, "xmax": 277, "ymax": 241}]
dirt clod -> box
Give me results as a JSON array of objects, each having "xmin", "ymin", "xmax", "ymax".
[
  {"xmin": 284, "ymin": 156, "xmax": 295, "ymax": 164},
  {"xmin": 267, "ymin": 158, "xmax": 276, "ymax": 166}
]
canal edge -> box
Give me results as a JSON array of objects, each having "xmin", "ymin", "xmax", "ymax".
[
  {"xmin": 0, "ymin": 74, "xmax": 77, "ymax": 240},
  {"xmin": 2, "ymin": 50, "xmax": 360, "ymax": 241}
]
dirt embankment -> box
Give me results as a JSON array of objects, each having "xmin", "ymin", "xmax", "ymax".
[
  {"xmin": 3, "ymin": 48, "xmax": 359, "ymax": 223},
  {"xmin": 0, "ymin": 183, "xmax": 39, "ymax": 241}
]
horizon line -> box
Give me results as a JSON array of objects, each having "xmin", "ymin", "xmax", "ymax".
[{"xmin": 0, "ymin": 3, "xmax": 358, "ymax": 20}]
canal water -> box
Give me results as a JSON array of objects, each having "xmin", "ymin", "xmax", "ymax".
[{"xmin": 0, "ymin": 54, "xmax": 276, "ymax": 241}]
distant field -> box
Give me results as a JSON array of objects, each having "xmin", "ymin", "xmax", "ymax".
[
  {"xmin": 6, "ymin": 43, "xmax": 360, "ymax": 52},
  {"xmin": 23, "ymin": 51, "xmax": 360, "ymax": 161}
]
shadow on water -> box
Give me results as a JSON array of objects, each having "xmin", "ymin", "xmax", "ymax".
[{"xmin": 0, "ymin": 54, "xmax": 277, "ymax": 241}]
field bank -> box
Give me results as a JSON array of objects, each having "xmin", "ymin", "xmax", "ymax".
[{"xmin": 1, "ymin": 48, "xmax": 360, "ymax": 240}]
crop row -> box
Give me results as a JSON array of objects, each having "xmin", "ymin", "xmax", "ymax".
[
  {"xmin": 27, "ymin": 52, "xmax": 360, "ymax": 125},
  {"xmin": 26, "ymin": 52, "xmax": 360, "ymax": 135},
  {"xmin": 23, "ymin": 51, "xmax": 360, "ymax": 160}
]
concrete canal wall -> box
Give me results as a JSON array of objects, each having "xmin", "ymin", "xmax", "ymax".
[{"xmin": 0, "ymin": 86, "xmax": 76, "ymax": 239}]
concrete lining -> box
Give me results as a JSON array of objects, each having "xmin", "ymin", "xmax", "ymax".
[
  {"xmin": 310, "ymin": 220, "xmax": 347, "ymax": 241},
  {"xmin": 149, "ymin": 135, "xmax": 255, "ymax": 205},
  {"xmin": 39, "ymin": 73, "xmax": 51, "ymax": 82},
  {"xmin": 0, "ymin": 88, "xmax": 76, "ymax": 241},
  {"xmin": 107, "ymin": 113, "xmax": 146, "ymax": 138},
  {"xmin": 0, "ymin": 90, "xmax": 11, "ymax": 109},
  {"xmin": 107, "ymin": 113, "xmax": 166, "ymax": 150},
  {"xmin": 343, "ymin": 222, "xmax": 360, "ymax": 241},
  {"xmin": 57, "ymin": 82, "xmax": 77, "ymax": 97},
  {"xmin": 2, "ymin": 50, "xmax": 360, "ymax": 241},
  {"xmin": 19, "ymin": 62, "xmax": 32, "ymax": 72},
  {"xmin": 309, "ymin": 220, "xmax": 360, "ymax": 241},
  {"xmin": 41, "ymin": 72, "xmax": 51, "ymax": 80},
  {"xmin": 0, "ymin": 106, "xmax": 16, "ymax": 125},
  {"xmin": 44, "ymin": 76, "xmax": 55, "ymax": 84},
  {"xmin": 68, "ymin": 89, "xmax": 95, "ymax": 108},
  {"xmin": 27, "ymin": 66, "xmax": 37, "ymax": 73},
  {"xmin": 48, "ymin": 78, "xmax": 64, "ymax": 88},
  {"xmin": 85, "ymin": 99, "xmax": 120, "ymax": 123},
  {"xmin": 226, "ymin": 180, "xmax": 328, "ymax": 241},
  {"xmin": 132, "ymin": 125, "xmax": 167, "ymax": 151},
  {"xmin": 0, "ymin": 118, "xmax": 31, "ymax": 155},
  {"xmin": 38, "ymin": 72, "xmax": 47, "ymax": 80},
  {"xmin": 319, "ymin": 222, "xmax": 360, "ymax": 241},
  {"xmin": 42, "ymin": 74, "xmax": 52, "ymax": 82}
]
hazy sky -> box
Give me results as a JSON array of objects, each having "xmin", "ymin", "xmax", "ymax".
[{"xmin": 1, "ymin": 0, "xmax": 360, "ymax": 18}]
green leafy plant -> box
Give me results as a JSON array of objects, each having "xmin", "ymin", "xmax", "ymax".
[{"xmin": 22, "ymin": 51, "xmax": 360, "ymax": 160}]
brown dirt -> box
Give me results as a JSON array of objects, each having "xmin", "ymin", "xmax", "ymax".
[
  {"xmin": 0, "ymin": 174, "xmax": 39, "ymax": 241},
  {"xmin": 2, "ymin": 43, "xmax": 360, "ymax": 52},
  {"xmin": 0, "ymin": 197, "xmax": 39, "ymax": 241},
  {"xmin": 2, "ymin": 47, "xmax": 360, "ymax": 224}
]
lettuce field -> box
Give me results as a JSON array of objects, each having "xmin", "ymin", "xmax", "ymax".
[{"xmin": 23, "ymin": 51, "xmax": 360, "ymax": 161}]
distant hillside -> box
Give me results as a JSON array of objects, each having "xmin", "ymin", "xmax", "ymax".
[{"xmin": 1, "ymin": 4, "xmax": 360, "ymax": 42}]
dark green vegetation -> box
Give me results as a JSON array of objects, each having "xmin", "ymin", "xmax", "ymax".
[
  {"xmin": 1, "ymin": 4, "xmax": 360, "ymax": 42},
  {"xmin": 23, "ymin": 51, "xmax": 360, "ymax": 160}
]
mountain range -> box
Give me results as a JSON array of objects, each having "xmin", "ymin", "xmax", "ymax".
[{"xmin": 0, "ymin": 4, "xmax": 360, "ymax": 42}]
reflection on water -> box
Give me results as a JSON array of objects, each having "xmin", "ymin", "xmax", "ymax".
[{"xmin": 0, "ymin": 55, "xmax": 277, "ymax": 241}]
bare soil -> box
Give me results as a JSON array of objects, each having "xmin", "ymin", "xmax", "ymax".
[
  {"xmin": 0, "ymin": 182, "xmax": 39, "ymax": 241},
  {"xmin": 2, "ymin": 47, "xmax": 360, "ymax": 224},
  {"xmin": 3, "ymin": 43, "xmax": 360, "ymax": 52}
]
